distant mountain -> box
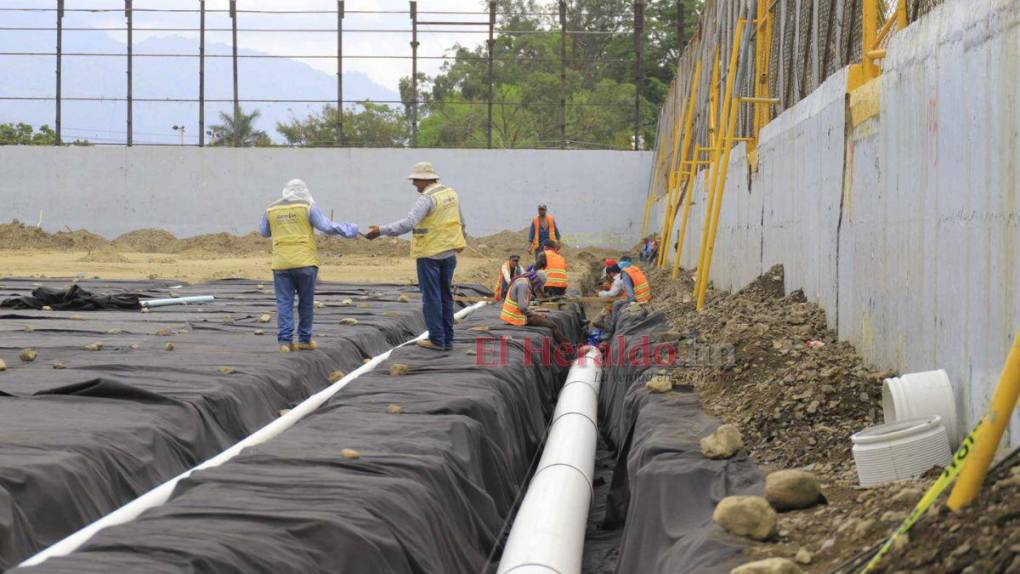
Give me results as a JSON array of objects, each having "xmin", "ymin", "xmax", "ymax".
[{"xmin": 0, "ymin": 30, "xmax": 399, "ymax": 145}]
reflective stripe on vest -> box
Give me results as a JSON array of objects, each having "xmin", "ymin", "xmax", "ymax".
[
  {"xmin": 623, "ymin": 265, "xmax": 652, "ymax": 303},
  {"xmin": 410, "ymin": 185, "xmax": 467, "ymax": 258},
  {"xmin": 500, "ymin": 278, "xmax": 530, "ymax": 326},
  {"xmin": 543, "ymin": 249, "xmax": 568, "ymax": 288},
  {"xmin": 530, "ymin": 215, "xmax": 557, "ymax": 250},
  {"xmin": 266, "ymin": 201, "xmax": 319, "ymax": 271}
]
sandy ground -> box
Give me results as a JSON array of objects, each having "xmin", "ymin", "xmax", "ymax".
[{"xmin": 0, "ymin": 250, "xmax": 499, "ymax": 285}]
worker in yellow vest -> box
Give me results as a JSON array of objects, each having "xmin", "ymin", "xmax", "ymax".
[
  {"xmin": 542, "ymin": 240, "xmax": 568, "ymax": 296},
  {"xmin": 528, "ymin": 204, "xmax": 561, "ymax": 256},
  {"xmin": 259, "ymin": 179, "xmax": 358, "ymax": 353},
  {"xmin": 493, "ymin": 254, "xmax": 523, "ymax": 301},
  {"xmin": 500, "ymin": 270, "xmax": 567, "ymax": 346},
  {"xmin": 365, "ymin": 162, "xmax": 466, "ymax": 351}
]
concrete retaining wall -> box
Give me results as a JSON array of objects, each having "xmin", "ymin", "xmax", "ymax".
[
  {"xmin": 0, "ymin": 147, "xmax": 652, "ymax": 249},
  {"xmin": 655, "ymin": 0, "xmax": 1019, "ymax": 444}
]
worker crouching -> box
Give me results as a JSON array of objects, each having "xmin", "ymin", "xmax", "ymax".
[
  {"xmin": 500, "ymin": 270, "xmax": 568, "ymax": 346},
  {"xmin": 597, "ymin": 262, "xmax": 652, "ymax": 324},
  {"xmin": 259, "ymin": 179, "xmax": 358, "ymax": 352}
]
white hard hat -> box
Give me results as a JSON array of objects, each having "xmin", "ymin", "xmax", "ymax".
[{"xmin": 407, "ymin": 161, "xmax": 439, "ymax": 180}]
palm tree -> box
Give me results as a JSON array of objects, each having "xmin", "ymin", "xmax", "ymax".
[{"xmin": 207, "ymin": 106, "xmax": 272, "ymax": 147}]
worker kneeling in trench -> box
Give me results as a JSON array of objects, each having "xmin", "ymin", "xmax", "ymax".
[{"xmin": 499, "ymin": 269, "xmax": 568, "ymax": 347}]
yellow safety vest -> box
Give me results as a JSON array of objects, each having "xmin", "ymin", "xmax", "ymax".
[
  {"xmin": 623, "ymin": 265, "xmax": 652, "ymax": 303},
  {"xmin": 500, "ymin": 277, "xmax": 530, "ymax": 326},
  {"xmin": 410, "ymin": 185, "xmax": 467, "ymax": 259},
  {"xmin": 544, "ymin": 249, "xmax": 568, "ymax": 289},
  {"xmin": 266, "ymin": 200, "xmax": 319, "ymax": 271}
]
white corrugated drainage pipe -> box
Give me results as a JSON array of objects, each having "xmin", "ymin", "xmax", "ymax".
[
  {"xmin": 140, "ymin": 295, "xmax": 215, "ymax": 308},
  {"xmin": 882, "ymin": 369, "xmax": 960, "ymax": 446},
  {"xmin": 851, "ymin": 415, "xmax": 952, "ymax": 487},
  {"xmin": 20, "ymin": 301, "xmax": 488, "ymax": 568},
  {"xmin": 498, "ymin": 346, "xmax": 602, "ymax": 574}
]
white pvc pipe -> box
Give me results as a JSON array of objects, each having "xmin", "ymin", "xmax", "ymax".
[
  {"xmin": 140, "ymin": 296, "xmax": 215, "ymax": 308},
  {"xmin": 498, "ymin": 347, "xmax": 602, "ymax": 574},
  {"xmin": 20, "ymin": 301, "xmax": 488, "ymax": 568}
]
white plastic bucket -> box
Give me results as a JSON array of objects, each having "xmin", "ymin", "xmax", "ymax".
[
  {"xmin": 882, "ymin": 369, "xmax": 960, "ymax": 447},
  {"xmin": 851, "ymin": 416, "xmax": 952, "ymax": 487}
]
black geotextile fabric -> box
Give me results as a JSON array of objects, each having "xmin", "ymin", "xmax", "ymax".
[
  {"xmin": 0, "ymin": 284, "xmax": 142, "ymax": 311},
  {"xmin": 597, "ymin": 304, "xmax": 765, "ymax": 574},
  {"xmin": 12, "ymin": 303, "xmax": 586, "ymax": 574},
  {"xmin": 0, "ymin": 277, "xmax": 490, "ymax": 570}
]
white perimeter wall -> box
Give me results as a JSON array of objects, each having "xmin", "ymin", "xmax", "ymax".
[
  {"xmin": 657, "ymin": 0, "xmax": 1020, "ymax": 444},
  {"xmin": 0, "ymin": 147, "xmax": 652, "ymax": 249}
]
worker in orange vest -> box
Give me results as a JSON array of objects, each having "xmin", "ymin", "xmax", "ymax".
[
  {"xmin": 500, "ymin": 270, "xmax": 567, "ymax": 346},
  {"xmin": 542, "ymin": 240, "xmax": 568, "ymax": 296},
  {"xmin": 493, "ymin": 254, "xmax": 523, "ymax": 301},
  {"xmin": 528, "ymin": 204, "xmax": 561, "ymax": 256},
  {"xmin": 598, "ymin": 262, "xmax": 652, "ymax": 322}
]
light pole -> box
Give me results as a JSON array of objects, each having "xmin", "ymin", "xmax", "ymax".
[{"xmin": 172, "ymin": 125, "xmax": 186, "ymax": 146}]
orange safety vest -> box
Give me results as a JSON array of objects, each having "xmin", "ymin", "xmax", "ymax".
[
  {"xmin": 623, "ymin": 265, "xmax": 652, "ymax": 303},
  {"xmin": 530, "ymin": 215, "xmax": 557, "ymax": 250},
  {"xmin": 493, "ymin": 262, "xmax": 518, "ymax": 301},
  {"xmin": 500, "ymin": 277, "xmax": 530, "ymax": 326},
  {"xmin": 543, "ymin": 249, "xmax": 568, "ymax": 289}
]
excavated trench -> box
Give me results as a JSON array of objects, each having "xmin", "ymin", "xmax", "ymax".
[{"xmin": 2, "ymin": 273, "xmax": 767, "ymax": 574}]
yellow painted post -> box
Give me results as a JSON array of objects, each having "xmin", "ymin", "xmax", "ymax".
[
  {"xmin": 658, "ymin": 62, "xmax": 702, "ymax": 268},
  {"xmin": 947, "ymin": 333, "xmax": 1020, "ymax": 510},
  {"xmin": 656, "ymin": 85, "xmax": 687, "ymax": 267},
  {"xmin": 672, "ymin": 159, "xmax": 698, "ymax": 279},
  {"xmin": 695, "ymin": 96, "xmax": 741, "ymax": 310},
  {"xmin": 752, "ymin": 0, "xmax": 772, "ymax": 147},
  {"xmin": 895, "ymin": 0, "xmax": 907, "ymax": 29},
  {"xmin": 693, "ymin": 51, "xmax": 722, "ymax": 296},
  {"xmin": 848, "ymin": 0, "xmax": 881, "ymax": 91},
  {"xmin": 695, "ymin": 20, "xmax": 745, "ymax": 302}
]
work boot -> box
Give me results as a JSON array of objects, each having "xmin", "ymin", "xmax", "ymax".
[
  {"xmin": 296, "ymin": 341, "xmax": 318, "ymax": 351},
  {"xmin": 416, "ymin": 339, "xmax": 445, "ymax": 352},
  {"xmin": 280, "ymin": 343, "xmax": 296, "ymax": 353}
]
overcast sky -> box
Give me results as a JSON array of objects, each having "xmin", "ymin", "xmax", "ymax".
[{"xmin": 4, "ymin": 0, "xmax": 495, "ymax": 91}]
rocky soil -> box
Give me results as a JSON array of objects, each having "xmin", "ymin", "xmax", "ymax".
[{"xmin": 645, "ymin": 264, "xmax": 1020, "ymax": 573}]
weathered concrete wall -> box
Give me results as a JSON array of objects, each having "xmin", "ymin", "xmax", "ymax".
[
  {"xmin": 654, "ymin": 0, "xmax": 1019, "ymax": 443},
  {"xmin": 0, "ymin": 147, "xmax": 652, "ymax": 249}
]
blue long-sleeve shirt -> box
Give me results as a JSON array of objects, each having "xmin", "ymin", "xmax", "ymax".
[
  {"xmin": 528, "ymin": 216, "xmax": 561, "ymax": 249},
  {"xmin": 260, "ymin": 204, "xmax": 359, "ymax": 239}
]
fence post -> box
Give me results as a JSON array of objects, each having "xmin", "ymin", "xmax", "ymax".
[
  {"xmin": 125, "ymin": 0, "xmax": 133, "ymax": 146},
  {"xmin": 410, "ymin": 1, "xmax": 418, "ymax": 148},
  {"xmin": 337, "ymin": 1, "xmax": 344, "ymax": 145},
  {"xmin": 55, "ymin": 0, "xmax": 63, "ymax": 145},
  {"xmin": 199, "ymin": 0, "xmax": 205, "ymax": 146},
  {"xmin": 230, "ymin": 0, "xmax": 239, "ymax": 146},
  {"xmin": 559, "ymin": 0, "xmax": 566, "ymax": 149},
  {"xmin": 633, "ymin": 0, "xmax": 645, "ymax": 150},
  {"xmin": 487, "ymin": 1, "xmax": 495, "ymax": 149}
]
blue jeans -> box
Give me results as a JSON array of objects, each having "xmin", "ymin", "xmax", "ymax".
[
  {"xmin": 416, "ymin": 256, "xmax": 457, "ymax": 348},
  {"xmin": 273, "ymin": 266, "xmax": 318, "ymax": 344}
]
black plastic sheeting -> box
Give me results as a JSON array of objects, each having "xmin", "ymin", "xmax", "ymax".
[
  {"xmin": 0, "ymin": 277, "xmax": 491, "ymax": 570},
  {"xmin": 1, "ymin": 284, "xmax": 142, "ymax": 311},
  {"xmin": 10, "ymin": 302, "xmax": 585, "ymax": 574},
  {"xmin": 597, "ymin": 305, "xmax": 765, "ymax": 574}
]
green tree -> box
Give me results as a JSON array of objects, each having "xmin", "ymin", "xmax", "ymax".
[
  {"xmin": 0, "ymin": 123, "xmax": 88, "ymax": 145},
  {"xmin": 276, "ymin": 102, "xmax": 408, "ymax": 147},
  {"xmin": 207, "ymin": 107, "xmax": 272, "ymax": 147}
]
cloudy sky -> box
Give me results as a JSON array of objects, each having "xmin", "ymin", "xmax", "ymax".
[{"xmin": 3, "ymin": 0, "xmax": 494, "ymax": 91}]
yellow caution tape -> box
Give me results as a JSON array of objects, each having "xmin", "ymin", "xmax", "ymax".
[{"xmin": 860, "ymin": 417, "xmax": 984, "ymax": 573}]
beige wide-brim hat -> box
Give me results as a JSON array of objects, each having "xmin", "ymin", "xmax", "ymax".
[{"xmin": 407, "ymin": 161, "xmax": 439, "ymax": 180}]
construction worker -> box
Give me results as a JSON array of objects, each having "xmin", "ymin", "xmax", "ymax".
[
  {"xmin": 493, "ymin": 254, "xmax": 524, "ymax": 301},
  {"xmin": 598, "ymin": 262, "xmax": 652, "ymax": 319},
  {"xmin": 528, "ymin": 204, "xmax": 561, "ymax": 256},
  {"xmin": 542, "ymin": 239, "xmax": 568, "ymax": 296},
  {"xmin": 259, "ymin": 179, "xmax": 358, "ymax": 353},
  {"xmin": 500, "ymin": 270, "xmax": 568, "ymax": 346},
  {"xmin": 365, "ymin": 162, "xmax": 466, "ymax": 352}
]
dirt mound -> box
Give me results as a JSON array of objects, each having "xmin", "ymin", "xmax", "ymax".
[
  {"xmin": 76, "ymin": 249, "xmax": 130, "ymax": 263},
  {"xmin": 174, "ymin": 232, "xmax": 270, "ymax": 256},
  {"xmin": 112, "ymin": 229, "xmax": 179, "ymax": 252},
  {"xmin": 0, "ymin": 220, "xmax": 108, "ymax": 251},
  {"xmin": 651, "ymin": 264, "xmax": 885, "ymax": 469}
]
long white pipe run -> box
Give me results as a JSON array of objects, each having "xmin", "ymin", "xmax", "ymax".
[
  {"xmin": 498, "ymin": 346, "xmax": 602, "ymax": 574},
  {"xmin": 20, "ymin": 301, "xmax": 488, "ymax": 568}
]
